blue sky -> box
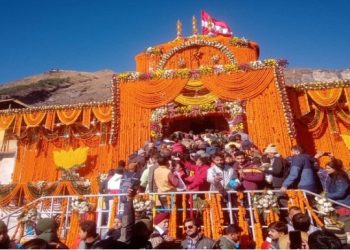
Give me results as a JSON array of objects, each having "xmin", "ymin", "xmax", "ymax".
[{"xmin": 1, "ymin": 0, "xmax": 349, "ymax": 84}]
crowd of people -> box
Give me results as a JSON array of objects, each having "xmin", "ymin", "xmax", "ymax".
[{"xmin": 1, "ymin": 129, "xmax": 350, "ymax": 249}]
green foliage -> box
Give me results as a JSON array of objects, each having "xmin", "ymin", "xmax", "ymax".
[{"xmin": 0, "ymin": 77, "xmax": 71, "ymax": 95}]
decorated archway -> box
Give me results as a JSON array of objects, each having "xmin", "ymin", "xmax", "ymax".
[
  {"xmin": 162, "ymin": 113, "xmax": 230, "ymax": 136},
  {"xmin": 149, "ymin": 79, "xmax": 245, "ymax": 138},
  {"xmin": 150, "ymin": 100, "xmax": 245, "ymax": 138}
]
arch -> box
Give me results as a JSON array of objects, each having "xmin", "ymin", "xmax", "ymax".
[{"xmin": 157, "ymin": 39, "xmax": 236, "ymax": 69}]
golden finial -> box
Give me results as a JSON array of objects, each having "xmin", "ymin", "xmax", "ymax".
[
  {"xmin": 177, "ymin": 19, "xmax": 182, "ymax": 38},
  {"xmin": 192, "ymin": 16, "xmax": 198, "ymax": 36}
]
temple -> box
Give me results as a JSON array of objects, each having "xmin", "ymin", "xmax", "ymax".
[{"xmin": 0, "ymin": 16, "xmax": 349, "ymax": 248}]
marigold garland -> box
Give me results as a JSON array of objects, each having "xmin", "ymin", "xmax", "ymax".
[
  {"xmin": 152, "ymin": 194, "xmax": 157, "ymax": 221},
  {"xmin": 58, "ymin": 199, "xmax": 67, "ymax": 239},
  {"xmin": 108, "ymin": 197, "xmax": 118, "ymax": 229},
  {"xmin": 301, "ymin": 195, "xmax": 324, "ymax": 227},
  {"xmin": 236, "ymin": 192, "xmax": 249, "ymax": 236},
  {"xmin": 203, "ymin": 193, "xmax": 211, "ymax": 238},
  {"xmin": 216, "ymin": 194, "xmax": 224, "ymax": 232},
  {"xmin": 168, "ymin": 194, "xmax": 177, "ymax": 238},
  {"xmin": 65, "ymin": 211, "xmax": 80, "ymax": 248},
  {"xmin": 182, "ymin": 193, "xmax": 187, "ymax": 234},
  {"xmin": 287, "ymin": 190, "xmax": 299, "ymax": 208},
  {"xmin": 297, "ymin": 191, "xmax": 306, "ymax": 213},
  {"xmin": 253, "ymin": 206, "xmax": 264, "ymax": 249}
]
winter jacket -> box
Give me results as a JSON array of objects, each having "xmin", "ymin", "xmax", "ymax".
[
  {"xmin": 325, "ymin": 174, "xmax": 350, "ymax": 206},
  {"xmin": 207, "ymin": 164, "xmax": 238, "ymax": 191},
  {"xmin": 268, "ymin": 156, "xmax": 290, "ymax": 189},
  {"xmin": 219, "ymin": 235, "xmax": 240, "ymax": 249},
  {"xmin": 183, "ymin": 161, "xmax": 210, "ymax": 191},
  {"xmin": 282, "ymin": 154, "xmax": 320, "ymax": 193},
  {"xmin": 181, "ymin": 234, "xmax": 218, "ymax": 249},
  {"xmin": 235, "ymin": 162, "xmax": 265, "ymax": 190}
]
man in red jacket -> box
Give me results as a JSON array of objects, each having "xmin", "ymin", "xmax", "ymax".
[
  {"xmin": 234, "ymin": 151, "xmax": 265, "ymax": 190},
  {"xmin": 182, "ymin": 155, "xmax": 210, "ymax": 191}
]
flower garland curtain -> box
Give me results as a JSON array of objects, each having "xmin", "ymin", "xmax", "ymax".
[
  {"xmin": 92, "ymin": 106, "xmax": 112, "ymax": 122},
  {"xmin": 0, "ymin": 115, "xmax": 16, "ymax": 130},
  {"xmin": 12, "ymin": 137, "xmax": 118, "ymax": 184},
  {"xmin": 116, "ymin": 79, "xmax": 188, "ymax": 160},
  {"xmin": 23, "ymin": 112, "xmax": 47, "ymax": 128},
  {"xmin": 201, "ymin": 68, "xmax": 292, "ymax": 156},
  {"xmin": 56, "ymin": 109, "xmax": 82, "ymax": 126},
  {"xmin": 201, "ymin": 68, "xmax": 273, "ymax": 100},
  {"xmin": 307, "ymin": 88, "xmax": 342, "ymax": 107},
  {"xmin": 289, "ymin": 87, "xmax": 350, "ymax": 170},
  {"xmin": 0, "ymin": 105, "xmax": 113, "ymax": 135}
]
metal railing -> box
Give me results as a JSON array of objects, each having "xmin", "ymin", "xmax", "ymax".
[{"xmin": 1, "ymin": 189, "xmax": 349, "ymax": 242}]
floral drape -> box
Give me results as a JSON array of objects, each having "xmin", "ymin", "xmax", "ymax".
[
  {"xmin": 0, "ymin": 105, "xmax": 112, "ymax": 132},
  {"xmin": 116, "ymin": 68, "xmax": 293, "ymax": 160},
  {"xmin": 290, "ymin": 87, "xmax": 350, "ymax": 170}
]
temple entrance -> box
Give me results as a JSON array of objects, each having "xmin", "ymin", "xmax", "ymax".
[{"xmin": 161, "ymin": 113, "xmax": 229, "ymax": 136}]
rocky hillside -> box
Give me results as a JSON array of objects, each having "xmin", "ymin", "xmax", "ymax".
[
  {"xmin": 0, "ymin": 70, "xmax": 114, "ymax": 106},
  {"xmin": 0, "ymin": 68, "xmax": 349, "ymax": 107}
]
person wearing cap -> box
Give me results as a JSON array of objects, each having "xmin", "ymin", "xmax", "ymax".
[
  {"xmin": 219, "ymin": 224, "xmax": 243, "ymax": 249},
  {"xmin": 264, "ymin": 144, "xmax": 290, "ymax": 189},
  {"xmin": 35, "ymin": 218, "xmax": 68, "ymax": 248},
  {"xmin": 149, "ymin": 213, "xmax": 175, "ymax": 248},
  {"xmin": 0, "ymin": 221, "xmax": 17, "ymax": 249}
]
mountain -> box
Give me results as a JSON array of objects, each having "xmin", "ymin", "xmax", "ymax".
[{"xmin": 0, "ymin": 68, "xmax": 349, "ymax": 107}]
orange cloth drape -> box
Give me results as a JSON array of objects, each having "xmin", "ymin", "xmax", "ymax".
[
  {"xmin": 23, "ymin": 112, "xmax": 46, "ymax": 127},
  {"xmin": 56, "ymin": 109, "xmax": 82, "ymax": 125},
  {"xmin": 201, "ymin": 68, "xmax": 292, "ymax": 156},
  {"xmin": 92, "ymin": 105, "xmax": 112, "ymax": 122},
  {"xmin": 115, "ymin": 68, "xmax": 292, "ymax": 159},
  {"xmin": 82, "ymin": 108, "xmax": 91, "ymax": 128},
  {"xmin": 45, "ymin": 111, "xmax": 56, "ymax": 130},
  {"xmin": 12, "ymin": 138, "xmax": 118, "ymax": 183},
  {"xmin": 0, "ymin": 115, "xmax": 15, "ymax": 129},
  {"xmin": 289, "ymin": 86, "xmax": 350, "ymax": 170},
  {"xmin": 0, "ymin": 106, "xmax": 112, "ymax": 135},
  {"xmin": 245, "ymin": 78, "xmax": 293, "ymax": 157},
  {"xmin": 307, "ymin": 88, "xmax": 343, "ymax": 107},
  {"xmin": 116, "ymin": 78, "xmax": 188, "ymax": 160},
  {"xmin": 201, "ymin": 68, "xmax": 273, "ymax": 100}
]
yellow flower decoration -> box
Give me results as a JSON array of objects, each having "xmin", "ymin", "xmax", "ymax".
[{"xmin": 53, "ymin": 147, "xmax": 89, "ymax": 170}]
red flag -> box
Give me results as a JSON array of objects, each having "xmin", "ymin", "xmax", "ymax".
[{"xmin": 201, "ymin": 10, "xmax": 233, "ymax": 37}]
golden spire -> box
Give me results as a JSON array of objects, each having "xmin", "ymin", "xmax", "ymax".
[
  {"xmin": 192, "ymin": 16, "xmax": 198, "ymax": 36},
  {"xmin": 177, "ymin": 19, "xmax": 182, "ymax": 38}
]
